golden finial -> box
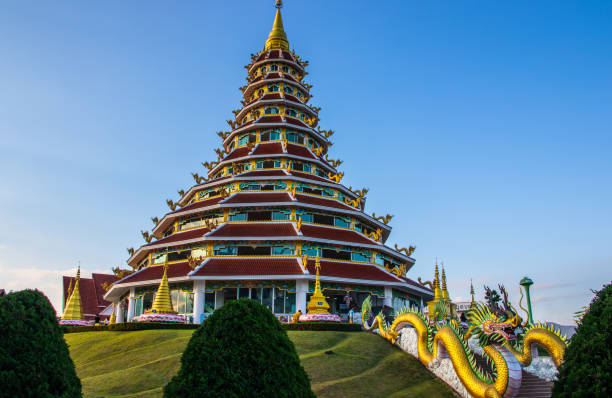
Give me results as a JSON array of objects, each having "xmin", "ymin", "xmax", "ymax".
[
  {"xmin": 306, "ymin": 254, "xmax": 331, "ymax": 314},
  {"xmin": 470, "ymin": 279, "xmax": 475, "ymax": 307},
  {"xmin": 265, "ymin": 0, "xmax": 289, "ymax": 51},
  {"xmin": 149, "ymin": 263, "xmax": 177, "ymax": 314},
  {"xmin": 109, "ymin": 302, "xmax": 116, "ymax": 325},
  {"xmin": 441, "ymin": 264, "xmax": 450, "ymax": 300},
  {"xmin": 433, "ymin": 260, "xmax": 442, "ymax": 301},
  {"xmin": 62, "ymin": 266, "xmax": 84, "ymax": 321}
]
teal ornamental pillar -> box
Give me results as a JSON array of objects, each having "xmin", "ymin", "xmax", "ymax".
[{"xmin": 520, "ymin": 276, "xmax": 534, "ymax": 325}]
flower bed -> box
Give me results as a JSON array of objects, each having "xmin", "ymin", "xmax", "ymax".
[
  {"xmin": 134, "ymin": 313, "xmax": 185, "ymax": 323},
  {"xmin": 59, "ymin": 319, "xmax": 94, "ymax": 326},
  {"xmin": 298, "ymin": 313, "xmax": 341, "ymax": 323}
]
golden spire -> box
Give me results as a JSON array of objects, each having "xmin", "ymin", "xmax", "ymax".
[
  {"xmin": 62, "ymin": 266, "xmax": 84, "ymax": 320},
  {"xmin": 150, "ymin": 263, "xmax": 176, "ymax": 314},
  {"xmin": 470, "ymin": 279, "xmax": 475, "ymax": 307},
  {"xmin": 306, "ymin": 254, "xmax": 331, "ymax": 314},
  {"xmin": 433, "ymin": 261, "xmax": 442, "ymax": 301},
  {"xmin": 441, "ymin": 265, "xmax": 450, "ymax": 300},
  {"xmin": 265, "ymin": 0, "xmax": 289, "ymax": 51},
  {"xmin": 109, "ymin": 302, "xmax": 116, "ymax": 325},
  {"xmin": 65, "ymin": 277, "xmax": 73, "ymax": 307}
]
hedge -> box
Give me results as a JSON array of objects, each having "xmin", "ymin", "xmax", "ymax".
[{"xmin": 62, "ymin": 321, "xmax": 363, "ymax": 333}]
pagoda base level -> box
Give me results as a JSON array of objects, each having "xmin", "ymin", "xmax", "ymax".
[
  {"xmin": 59, "ymin": 319, "xmax": 94, "ymax": 326},
  {"xmin": 135, "ymin": 313, "xmax": 185, "ymax": 323},
  {"xmin": 299, "ymin": 313, "xmax": 341, "ymax": 323}
]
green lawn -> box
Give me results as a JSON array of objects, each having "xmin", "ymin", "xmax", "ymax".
[{"xmin": 65, "ymin": 330, "xmax": 454, "ymax": 398}]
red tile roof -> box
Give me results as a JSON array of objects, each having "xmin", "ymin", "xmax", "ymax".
[
  {"xmin": 191, "ymin": 258, "xmax": 303, "ymax": 276},
  {"xmin": 224, "ymin": 146, "xmax": 251, "ymax": 161},
  {"xmin": 209, "ymin": 223, "xmax": 297, "ymax": 237},
  {"xmin": 282, "ymin": 51, "xmax": 294, "ymax": 61},
  {"xmin": 261, "ymin": 93, "xmax": 282, "ymax": 100},
  {"xmin": 222, "ymin": 192, "xmax": 292, "ymax": 204},
  {"xmin": 257, "ymin": 116, "xmax": 283, "ymax": 124},
  {"xmin": 300, "ymin": 225, "xmax": 375, "ymax": 245},
  {"xmin": 62, "ymin": 273, "xmax": 119, "ymax": 320},
  {"xmin": 295, "ymin": 194, "xmax": 355, "ymax": 211},
  {"xmin": 115, "ymin": 262, "xmax": 192, "ymax": 285},
  {"xmin": 306, "ymin": 260, "xmax": 400, "ymax": 282},
  {"xmin": 286, "ymin": 143, "xmax": 315, "ymax": 159},
  {"xmin": 283, "ymin": 74, "xmax": 296, "ymax": 82},
  {"xmin": 252, "ymin": 142, "xmax": 283, "ymax": 155},
  {"xmin": 285, "ymin": 118, "xmax": 310, "ymax": 128},
  {"xmin": 284, "ymin": 94, "xmax": 300, "ymax": 103},
  {"xmin": 146, "ymin": 227, "xmax": 209, "ymax": 247},
  {"xmin": 268, "ymin": 50, "xmax": 281, "ymax": 59},
  {"xmin": 267, "ymin": 72, "xmax": 280, "ymax": 79},
  {"xmin": 173, "ymin": 196, "xmax": 224, "ymax": 214},
  {"xmin": 290, "ymin": 171, "xmax": 330, "ymax": 183}
]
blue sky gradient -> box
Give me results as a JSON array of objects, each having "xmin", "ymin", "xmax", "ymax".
[{"xmin": 1, "ymin": 1, "xmax": 610, "ymax": 324}]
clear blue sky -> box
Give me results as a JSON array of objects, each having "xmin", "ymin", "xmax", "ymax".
[{"xmin": 1, "ymin": 1, "xmax": 610, "ymax": 324}]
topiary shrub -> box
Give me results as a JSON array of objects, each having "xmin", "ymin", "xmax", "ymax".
[
  {"xmin": 0, "ymin": 289, "xmax": 82, "ymax": 397},
  {"xmin": 552, "ymin": 283, "xmax": 611, "ymax": 398},
  {"xmin": 164, "ymin": 299, "xmax": 315, "ymax": 398}
]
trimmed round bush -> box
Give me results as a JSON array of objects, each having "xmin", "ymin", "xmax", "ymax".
[
  {"xmin": 0, "ymin": 289, "xmax": 82, "ymax": 397},
  {"xmin": 164, "ymin": 299, "xmax": 315, "ymax": 398},
  {"xmin": 552, "ymin": 283, "xmax": 611, "ymax": 398}
]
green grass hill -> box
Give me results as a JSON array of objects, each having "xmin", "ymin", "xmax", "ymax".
[{"xmin": 65, "ymin": 330, "xmax": 454, "ymax": 398}]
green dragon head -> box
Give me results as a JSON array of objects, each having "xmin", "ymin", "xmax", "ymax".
[{"xmin": 467, "ymin": 302, "xmax": 518, "ymax": 346}]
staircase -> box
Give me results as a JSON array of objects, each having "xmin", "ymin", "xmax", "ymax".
[{"xmin": 515, "ymin": 369, "xmax": 553, "ymax": 398}]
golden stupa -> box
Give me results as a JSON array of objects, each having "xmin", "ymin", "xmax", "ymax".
[
  {"xmin": 306, "ymin": 255, "xmax": 331, "ymax": 314},
  {"xmin": 148, "ymin": 263, "xmax": 177, "ymax": 314},
  {"xmin": 419, "ymin": 262, "xmax": 457, "ymax": 319},
  {"xmin": 62, "ymin": 267, "xmax": 84, "ymax": 321}
]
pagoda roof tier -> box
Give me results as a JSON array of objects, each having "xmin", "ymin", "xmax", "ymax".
[
  {"xmin": 248, "ymin": 50, "xmax": 304, "ymax": 74},
  {"xmin": 242, "ymin": 74, "xmax": 309, "ymax": 100},
  {"xmin": 222, "ymin": 118, "xmax": 328, "ymax": 148},
  {"xmin": 177, "ymin": 173, "xmax": 355, "ymax": 208},
  {"xmin": 130, "ymin": 222, "xmax": 407, "ymax": 268},
  {"xmin": 104, "ymin": 257, "xmax": 430, "ymax": 303},
  {"xmin": 190, "ymin": 257, "xmax": 306, "ymax": 277},
  {"xmin": 153, "ymin": 192, "xmax": 390, "ymax": 242},
  {"xmin": 211, "ymin": 144, "xmax": 330, "ymax": 176},
  {"xmin": 234, "ymin": 95, "xmax": 317, "ymax": 123}
]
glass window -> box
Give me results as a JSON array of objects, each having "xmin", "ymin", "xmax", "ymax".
[
  {"xmin": 251, "ymin": 288, "xmax": 260, "ymax": 302},
  {"xmin": 272, "ymin": 211, "xmax": 290, "ymax": 221},
  {"xmin": 286, "ymin": 108, "xmax": 297, "ymax": 117},
  {"xmin": 267, "ymin": 84, "xmax": 279, "ymax": 92},
  {"xmin": 152, "ymin": 252, "xmax": 167, "ymax": 264},
  {"xmin": 270, "ymin": 64, "xmax": 278, "ymax": 71},
  {"xmin": 285, "ymin": 292, "xmax": 296, "ymax": 313},
  {"xmin": 229, "ymin": 212, "xmax": 247, "ymax": 221},
  {"xmin": 204, "ymin": 293, "xmax": 215, "ymax": 313},
  {"xmin": 301, "ymin": 246, "xmax": 320, "ymax": 257},
  {"xmin": 257, "ymin": 89, "xmax": 264, "ymax": 97},
  {"xmin": 322, "ymin": 248, "xmax": 351, "ymax": 261},
  {"xmin": 352, "ymin": 252, "xmax": 370, "ymax": 262},
  {"xmin": 261, "ymin": 288, "xmax": 273, "ymax": 311},
  {"xmin": 261, "ymin": 129, "xmax": 280, "ymax": 141},
  {"xmin": 239, "ymin": 288, "xmax": 250, "ymax": 299},
  {"xmin": 335, "ymin": 217, "xmax": 350, "ymax": 228},
  {"xmin": 274, "ymin": 288, "xmax": 285, "ymax": 313},
  {"xmin": 299, "ymin": 213, "xmax": 313, "ymax": 223},
  {"xmin": 282, "ymin": 65, "xmax": 289, "ymax": 73},
  {"xmin": 214, "ymin": 246, "xmax": 237, "ymax": 256},
  {"xmin": 260, "ymin": 66, "xmax": 267, "ymax": 74},
  {"xmin": 264, "ymin": 106, "xmax": 280, "ymax": 114},
  {"xmin": 223, "ymin": 288, "xmax": 237, "ymax": 303},
  {"xmin": 284, "ymin": 85, "xmax": 293, "ymax": 95},
  {"xmin": 286, "ymin": 132, "xmax": 297, "ymax": 142},
  {"xmin": 296, "ymin": 91, "xmax": 302, "ymax": 98},
  {"xmin": 167, "ymin": 250, "xmax": 190, "ymax": 262},
  {"xmin": 303, "ymin": 163, "xmax": 312, "ymax": 173},
  {"xmin": 272, "ymin": 246, "xmax": 294, "ymax": 256}
]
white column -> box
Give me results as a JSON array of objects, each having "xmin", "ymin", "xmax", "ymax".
[
  {"xmin": 215, "ymin": 290, "xmax": 224, "ymax": 309},
  {"xmin": 296, "ymin": 279, "xmax": 308, "ymax": 313},
  {"xmin": 384, "ymin": 286, "xmax": 393, "ymax": 308},
  {"xmin": 127, "ymin": 287, "xmax": 135, "ymax": 322},
  {"xmin": 115, "ymin": 300, "xmax": 124, "ymax": 323},
  {"xmin": 193, "ymin": 280, "xmax": 205, "ymax": 324}
]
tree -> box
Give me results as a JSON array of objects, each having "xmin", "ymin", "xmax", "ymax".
[
  {"xmin": 552, "ymin": 283, "xmax": 611, "ymax": 398},
  {"xmin": 0, "ymin": 289, "xmax": 82, "ymax": 398},
  {"xmin": 164, "ymin": 299, "xmax": 314, "ymax": 398}
]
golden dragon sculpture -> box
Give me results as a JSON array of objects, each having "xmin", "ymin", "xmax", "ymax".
[
  {"xmin": 372, "ymin": 213, "xmax": 393, "ymax": 224},
  {"xmin": 395, "ymin": 244, "xmax": 416, "ymax": 257},
  {"xmin": 327, "ymin": 171, "xmax": 344, "ymax": 183},
  {"xmin": 361, "ymin": 290, "xmax": 567, "ymax": 398}
]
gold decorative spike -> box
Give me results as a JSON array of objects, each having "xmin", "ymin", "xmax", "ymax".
[
  {"xmin": 265, "ymin": 1, "xmax": 289, "ymax": 51},
  {"xmin": 149, "ymin": 263, "xmax": 176, "ymax": 314},
  {"xmin": 372, "ymin": 213, "xmax": 393, "ymax": 224},
  {"xmin": 65, "ymin": 278, "xmax": 73, "ymax": 307},
  {"xmin": 296, "ymin": 217, "xmax": 302, "ymax": 232},
  {"xmin": 62, "ymin": 267, "xmax": 84, "ymax": 321},
  {"xmin": 442, "ymin": 266, "xmax": 450, "ymax": 300},
  {"xmin": 434, "ymin": 262, "xmax": 441, "ymax": 300},
  {"xmin": 327, "ymin": 171, "xmax": 344, "ymax": 183},
  {"xmin": 141, "ymin": 231, "xmax": 154, "ymax": 243},
  {"xmin": 306, "ymin": 255, "xmax": 331, "ymax": 315},
  {"xmin": 290, "ymin": 184, "xmax": 297, "ymax": 198},
  {"xmin": 109, "ymin": 302, "xmax": 116, "ymax": 325},
  {"xmin": 301, "ymin": 254, "xmax": 308, "ymax": 271},
  {"xmin": 166, "ymin": 199, "xmax": 178, "ymax": 211},
  {"xmin": 313, "ymin": 147, "xmax": 324, "ymax": 157}
]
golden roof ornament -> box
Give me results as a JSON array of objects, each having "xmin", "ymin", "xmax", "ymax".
[
  {"xmin": 109, "ymin": 302, "xmax": 116, "ymax": 325},
  {"xmin": 265, "ymin": 0, "xmax": 289, "ymax": 51},
  {"xmin": 62, "ymin": 266, "xmax": 84, "ymax": 321},
  {"xmin": 306, "ymin": 254, "xmax": 331, "ymax": 314},
  {"xmin": 149, "ymin": 263, "xmax": 177, "ymax": 314},
  {"xmin": 441, "ymin": 265, "xmax": 450, "ymax": 300}
]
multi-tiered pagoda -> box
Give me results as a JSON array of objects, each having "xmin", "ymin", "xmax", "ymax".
[{"xmin": 104, "ymin": 1, "xmax": 433, "ymax": 324}]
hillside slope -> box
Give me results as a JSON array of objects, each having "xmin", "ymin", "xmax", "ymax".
[{"xmin": 66, "ymin": 330, "xmax": 454, "ymax": 398}]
